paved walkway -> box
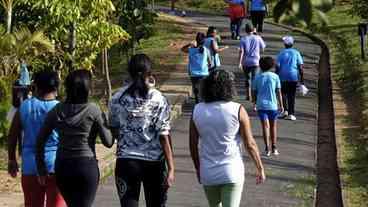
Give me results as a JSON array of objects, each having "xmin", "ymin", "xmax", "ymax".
[{"xmin": 94, "ymin": 12, "xmax": 321, "ymax": 207}]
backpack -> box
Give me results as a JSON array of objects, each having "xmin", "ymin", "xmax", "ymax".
[{"xmin": 188, "ymin": 47, "xmax": 209, "ymax": 77}]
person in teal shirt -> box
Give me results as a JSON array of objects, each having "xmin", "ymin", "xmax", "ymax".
[
  {"xmin": 276, "ymin": 36, "xmax": 304, "ymax": 121},
  {"xmin": 253, "ymin": 57, "xmax": 284, "ymax": 156},
  {"xmin": 8, "ymin": 70, "xmax": 66, "ymax": 207}
]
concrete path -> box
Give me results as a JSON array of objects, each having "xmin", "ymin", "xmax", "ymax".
[{"xmin": 94, "ymin": 11, "xmax": 321, "ymax": 207}]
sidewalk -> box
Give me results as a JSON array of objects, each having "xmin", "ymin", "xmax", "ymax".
[{"xmin": 94, "ymin": 11, "xmax": 321, "ymax": 207}]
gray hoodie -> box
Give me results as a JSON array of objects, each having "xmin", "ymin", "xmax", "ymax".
[{"xmin": 36, "ymin": 102, "xmax": 113, "ymax": 175}]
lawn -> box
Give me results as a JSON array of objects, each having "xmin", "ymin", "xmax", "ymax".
[{"xmin": 320, "ymin": 1, "xmax": 368, "ymax": 206}]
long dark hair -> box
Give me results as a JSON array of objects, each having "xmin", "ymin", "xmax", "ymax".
[
  {"xmin": 126, "ymin": 54, "xmax": 153, "ymax": 99},
  {"xmin": 206, "ymin": 26, "xmax": 217, "ymax": 37},
  {"xmin": 196, "ymin": 32, "xmax": 206, "ymax": 54},
  {"xmin": 65, "ymin": 69, "xmax": 92, "ymax": 104}
]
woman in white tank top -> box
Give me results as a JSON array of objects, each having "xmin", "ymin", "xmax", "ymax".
[{"xmin": 189, "ymin": 70, "xmax": 265, "ymax": 207}]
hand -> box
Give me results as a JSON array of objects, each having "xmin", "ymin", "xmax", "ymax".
[
  {"xmin": 253, "ymin": 104, "xmax": 257, "ymax": 112},
  {"xmin": 279, "ymin": 106, "xmax": 284, "ymax": 114},
  {"xmin": 238, "ymin": 64, "xmax": 243, "ymax": 70},
  {"xmin": 256, "ymin": 169, "xmax": 266, "ymax": 185},
  {"xmin": 8, "ymin": 160, "xmax": 19, "ymax": 178},
  {"xmin": 164, "ymin": 170, "xmax": 175, "ymax": 190},
  {"xmin": 223, "ymin": 46, "xmax": 229, "ymax": 50},
  {"xmin": 38, "ymin": 176, "xmax": 47, "ymax": 186}
]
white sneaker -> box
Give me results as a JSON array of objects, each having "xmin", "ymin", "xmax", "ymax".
[
  {"xmin": 264, "ymin": 150, "xmax": 271, "ymax": 157},
  {"xmin": 286, "ymin": 115, "xmax": 297, "ymax": 121},
  {"xmin": 272, "ymin": 148, "xmax": 280, "ymax": 156},
  {"xmin": 280, "ymin": 111, "xmax": 288, "ymax": 118}
]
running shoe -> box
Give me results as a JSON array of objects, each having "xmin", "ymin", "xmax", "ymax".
[
  {"xmin": 286, "ymin": 115, "xmax": 297, "ymax": 121},
  {"xmin": 272, "ymin": 148, "xmax": 280, "ymax": 156},
  {"xmin": 264, "ymin": 150, "xmax": 271, "ymax": 157},
  {"xmin": 279, "ymin": 111, "xmax": 288, "ymax": 119}
]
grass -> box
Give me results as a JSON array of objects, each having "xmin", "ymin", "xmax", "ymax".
[
  {"xmin": 156, "ymin": 0, "xmax": 227, "ymax": 14},
  {"xmin": 317, "ymin": 1, "xmax": 368, "ymax": 206}
]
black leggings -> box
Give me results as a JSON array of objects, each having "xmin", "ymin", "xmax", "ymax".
[
  {"xmin": 191, "ymin": 77, "xmax": 204, "ymax": 104},
  {"xmin": 115, "ymin": 158, "xmax": 167, "ymax": 207},
  {"xmin": 251, "ymin": 11, "xmax": 266, "ymax": 32},
  {"xmin": 55, "ymin": 157, "xmax": 99, "ymax": 207},
  {"xmin": 281, "ymin": 81, "xmax": 298, "ymax": 115}
]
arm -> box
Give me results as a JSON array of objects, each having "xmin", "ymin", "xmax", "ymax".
[
  {"xmin": 298, "ymin": 64, "xmax": 304, "ymax": 84},
  {"xmin": 181, "ymin": 42, "xmax": 195, "ymax": 53},
  {"xmin": 189, "ymin": 118, "xmax": 200, "ymax": 183},
  {"xmin": 95, "ymin": 110, "xmax": 114, "ymax": 148},
  {"xmin": 238, "ymin": 47, "xmax": 244, "ymax": 69},
  {"xmin": 276, "ymin": 88, "xmax": 284, "ymax": 113},
  {"xmin": 239, "ymin": 106, "xmax": 265, "ymax": 184},
  {"xmin": 35, "ymin": 116, "xmax": 55, "ymax": 177},
  {"xmin": 160, "ymin": 134, "xmax": 175, "ymax": 188},
  {"xmin": 212, "ymin": 40, "xmax": 228, "ymax": 53},
  {"xmin": 7, "ymin": 111, "xmax": 22, "ymax": 178},
  {"xmin": 252, "ymin": 90, "xmax": 257, "ymax": 111}
]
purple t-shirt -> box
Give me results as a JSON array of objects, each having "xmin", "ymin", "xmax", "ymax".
[{"xmin": 240, "ymin": 34, "xmax": 266, "ymax": 67}]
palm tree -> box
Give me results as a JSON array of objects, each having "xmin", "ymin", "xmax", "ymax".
[
  {"xmin": 273, "ymin": 0, "xmax": 333, "ymax": 27},
  {"xmin": 0, "ymin": 27, "xmax": 54, "ymax": 75},
  {"xmin": 0, "ymin": 0, "xmax": 17, "ymax": 33}
]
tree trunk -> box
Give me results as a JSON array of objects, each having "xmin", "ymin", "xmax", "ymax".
[
  {"xmin": 171, "ymin": 0, "xmax": 176, "ymax": 11},
  {"xmin": 68, "ymin": 22, "xmax": 77, "ymax": 70},
  {"xmin": 6, "ymin": 6, "xmax": 12, "ymax": 33},
  {"xmin": 103, "ymin": 48, "xmax": 112, "ymax": 101}
]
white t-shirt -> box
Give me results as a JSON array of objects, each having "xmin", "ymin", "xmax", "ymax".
[{"xmin": 193, "ymin": 101, "xmax": 245, "ymax": 186}]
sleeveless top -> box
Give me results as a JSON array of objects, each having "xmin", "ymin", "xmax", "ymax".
[
  {"xmin": 19, "ymin": 97, "xmax": 59, "ymax": 175},
  {"xmin": 193, "ymin": 101, "xmax": 245, "ymax": 186}
]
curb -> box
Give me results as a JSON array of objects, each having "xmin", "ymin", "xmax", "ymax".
[{"xmin": 265, "ymin": 20, "xmax": 344, "ymax": 207}]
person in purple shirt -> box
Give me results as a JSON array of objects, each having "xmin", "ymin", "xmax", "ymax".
[
  {"xmin": 238, "ymin": 23, "xmax": 266, "ymax": 101},
  {"xmin": 276, "ymin": 36, "xmax": 304, "ymax": 121}
]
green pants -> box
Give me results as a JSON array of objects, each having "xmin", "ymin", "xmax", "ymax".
[{"xmin": 203, "ymin": 182, "xmax": 244, "ymax": 207}]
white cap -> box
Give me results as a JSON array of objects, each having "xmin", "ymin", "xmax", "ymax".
[{"xmin": 282, "ymin": 36, "xmax": 294, "ymax": 45}]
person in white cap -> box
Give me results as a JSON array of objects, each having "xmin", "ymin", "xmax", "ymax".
[{"xmin": 275, "ymin": 36, "xmax": 304, "ymax": 121}]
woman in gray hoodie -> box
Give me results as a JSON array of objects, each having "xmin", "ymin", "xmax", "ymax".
[{"xmin": 36, "ymin": 70, "xmax": 113, "ymax": 207}]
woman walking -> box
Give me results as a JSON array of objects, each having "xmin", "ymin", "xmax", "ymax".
[
  {"xmin": 109, "ymin": 54, "xmax": 175, "ymax": 207},
  {"xmin": 8, "ymin": 70, "xmax": 66, "ymax": 207},
  {"xmin": 249, "ymin": 0, "xmax": 267, "ymax": 33},
  {"xmin": 36, "ymin": 70, "xmax": 113, "ymax": 207},
  {"xmin": 225, "ymin": 0, "xmax": 246, "ymax": 40},
  {"xmin": 182, "ymin": 32, "xmax": 211, "ymax": 103},
  {"xmin": 190, "ymin": 70, "xmax": 265, "ymax": 207},
  {"xmin": 204, "ymin": 26, "xmax": 229, "ymax": 71}
]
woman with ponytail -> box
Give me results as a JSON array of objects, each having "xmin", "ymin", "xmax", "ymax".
[
  {"xmin": 109, "ymin": 54, "xmax": 175, "ymax": 207},
  {"xmin": 36, "ymin": 69, "xmax": 113, "ymax": 207}
]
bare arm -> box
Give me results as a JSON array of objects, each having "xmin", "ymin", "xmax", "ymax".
[
  {"xmin": 95, "ymin": 111, "xmax": 114, "ymax": 148},
  {"xmin": 189, "ymin": 118, "xmax": 200, "ymax": 183},
  {"xmin": 276, "ymin": 88, "xmax": 284, "ymax": 112},
  {"xmin": 238, "ymin": 48, "xmax": 244, "ymax": 68},
  {"xmin": 181, "ymin": 43, "xmax": 195, "ymax": 53},
  {"xmin": 239, "ymin": 106, "xmax": 265, "ymax": 184},
  {"xmin": 160, "ymin": 134, "xmax": 175, "ymax": 188},
  {"xmin": 212, "ymin": 40, "xmax": 228, "ymax": 53},
  {"xmin": 7, "ymin": 111, "xmax": 22, "ymax": 177}
]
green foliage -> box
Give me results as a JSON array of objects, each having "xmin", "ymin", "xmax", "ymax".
[
  {"xmin": 351, "ymin": 0, "xmax": 368, "ymax": 20},
  {"xmin": 273, "ymin": 0, "xmax": 333, "ymax": 27},
  {"xmin": 0, "ymin": 77, "xmax": 11, "ymax": 145},
  {"xmin": 115, "ymin": 0, "xmax": 157, "ymax": 56}
]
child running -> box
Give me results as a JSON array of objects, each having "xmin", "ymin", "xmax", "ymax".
[
  {"xmin": 182, "ymin": 32, "xmax": 211, "ymax": 103},
  {"xmin": 204, "ymin": 26, "xmax": 229, "ymax": 71},
  {"xmin": 252, "ymin": 57, "xmax": 284, "ymax": 156}
]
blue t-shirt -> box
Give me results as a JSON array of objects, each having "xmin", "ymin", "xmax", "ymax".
[
  {"xmin": 204, "ymin": 37, "xmax": 221, "ymax": 68},
  {"xmin": 251, "ymin": 0, "xmax": 266, "ymax": 11},
  {"xmin": 188, "ymin": 47, "xmax": 210, "ymax": 77},
  {"xmin": 230, "ymin": 0, "xmax": 244, "ymax": 5},
  {"xmin": 253, "ymin": 72, "xmax": 281, "ymax": 110},
  {"xmin": 19, "ymin": 97, "xmax": 59, "ymax": 175},
  {"xmin": 276, "ymin": 48, "xmax": 304, "ymax": 82},
  {"xmin": 240, "ymin": 34, "xmax": 266, "ymax": 67}
]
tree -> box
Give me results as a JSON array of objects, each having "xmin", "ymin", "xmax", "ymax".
[
  {"xmin": 115, "ymin": 0, "xmax": 157, "ymax": 57},
  {"xmin": 273, "ymin": 0, "xmax": 333, "ymax": 27},
  {"xmin": 352, "ymin": 0, "xmax": 368, "ymax": 20}
]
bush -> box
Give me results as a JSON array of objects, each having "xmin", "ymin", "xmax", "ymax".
[{"xmin": 0, "ymin": 77, "xmax": 11, "ymax": 146}]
